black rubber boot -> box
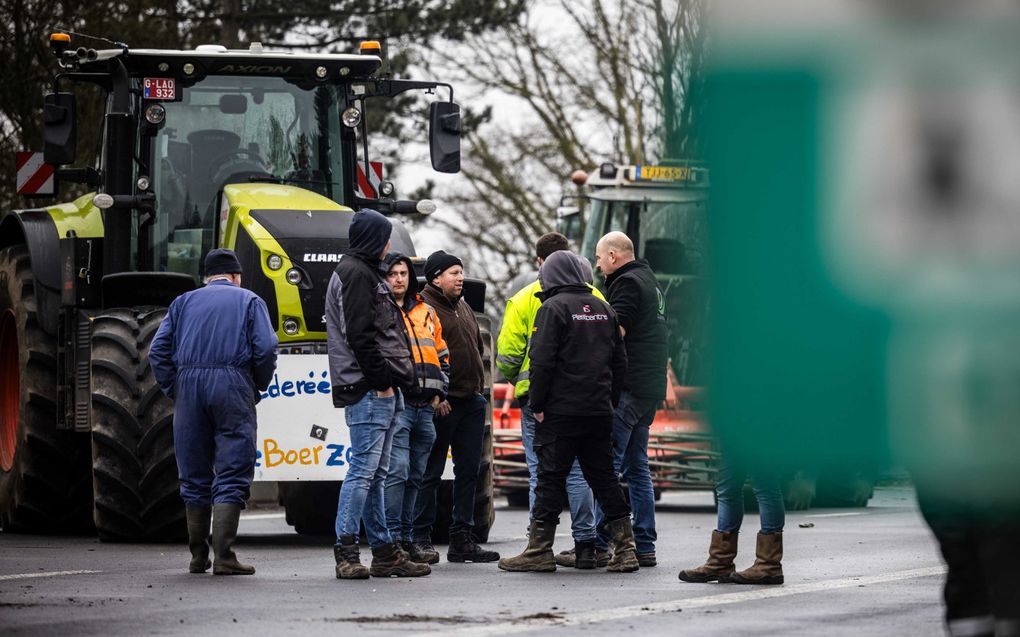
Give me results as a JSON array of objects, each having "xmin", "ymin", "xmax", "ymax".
[
  {"xmin": 370, "ymin": 543, "xmax": 431, "ymax": 577},
  {"xmin": 334, "ymin": 536, "xmax": 370, "ymax": 579},
  {"xmin": 575, "ymin": 540, "xmax": 597, "ymax": 570},
  {"xmin": 186, "ymin": 506, "xmax": 212, "ymax": 574},
  {"xmin": 211, "ymin": 503, "xmax": 255, "ymax": 575},
  {"xmin": 447, "ymin": 530, "xmax": 500, "ymax": 563}
]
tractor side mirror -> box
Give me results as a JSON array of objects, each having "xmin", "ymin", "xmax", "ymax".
[
  {"xmin": 43, "ymin": 92, "xmax": 77, "ymax": 165},
  {"xmin": 429, "ymin": 101, "xmax": 461, "ymax": 174}
]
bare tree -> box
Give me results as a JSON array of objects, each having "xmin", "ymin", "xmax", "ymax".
[{"xmin": 417, "ymin": 0, "xmax": 705, "ymax": 313}]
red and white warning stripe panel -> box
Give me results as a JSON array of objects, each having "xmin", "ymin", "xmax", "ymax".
[
  {"xmin": 355, "ymin": 161, "xmax": 383, "ymax": 199},
  {"xmin": 16, "ymin": 152, "xmax": 55, "ymax": 196}
]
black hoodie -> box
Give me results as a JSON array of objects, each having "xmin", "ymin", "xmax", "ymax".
[
  {"xmin": 528, "ymin": 251, "xmax": 628, "ymax": 418},
  {"xmin": 325, "ymin": 209, "xmax": 414, "ymax": 406},
  {"xmin": 604, "ymin": 259, "xmax": 668, "ymax": 400}
]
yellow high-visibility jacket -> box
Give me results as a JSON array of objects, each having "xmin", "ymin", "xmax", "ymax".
[{"xmin": 496, "ymin": 279, "xmax": 605, "ymax": 398}]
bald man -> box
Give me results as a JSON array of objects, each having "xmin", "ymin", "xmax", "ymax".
[{"xmin": 593, "ymin": 231, "xmax": 668, "ymax": 567}]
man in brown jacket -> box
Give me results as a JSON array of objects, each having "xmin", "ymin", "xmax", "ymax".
[{"xmin": 411, "ymin": 250, "xmax": 500, "ymax": 563}]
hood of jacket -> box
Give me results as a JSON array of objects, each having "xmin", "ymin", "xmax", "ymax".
[
  {"xmin": 539, "ymin": 250, "xmax": 589, "ymax": 294},
  {"xmin": 347, "ymin": 208, "xmax": 392, "ymax": 259}
]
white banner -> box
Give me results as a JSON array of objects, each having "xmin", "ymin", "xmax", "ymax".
[{"xmin": 254, "ymin": 354, "xmax": 452, "ymax": 481}]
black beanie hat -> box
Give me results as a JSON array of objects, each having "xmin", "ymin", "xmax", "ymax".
[
  {"xmin": 424, "ymin": 250, "xmax": 463, "ymax": 283},
  {"xmin": 204, "ymin": 248, "xmax": 243, "ymax": 277}
]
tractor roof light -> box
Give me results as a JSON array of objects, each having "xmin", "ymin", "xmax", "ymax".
[
  {"xmin": 49, "ymin": 32, "xmax": 71, "ymax": 58},
  {"xmin": 359, "ymin": 40, "xmax": 381, "ymax": 56},
  {"xmin": 599, "ymin": 162, "xmax": 616, "ymax": 179},
  {"xmin": 315, "ymin": 65, "xmax": 328, "ymax": 79},
  {"xmin": 183, "ymin": 63, "xmax": 195, "ymax": 76},
  {"xmin": 342, "ymin": 107, "xmax": 362, "ymax": 128},
  {"xmin": 136, "ymin": 175, "xmax": 151, "ymax": 191},
  {"xmin": 144, "ymin": 103, "xmax": 166, "ymax": 125}
]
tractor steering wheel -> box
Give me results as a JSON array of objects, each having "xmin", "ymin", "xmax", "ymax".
[{"xmin": 208, "ymin": 148, "xmax": 268, "ymax": 172}]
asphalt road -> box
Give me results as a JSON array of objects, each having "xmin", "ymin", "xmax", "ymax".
[{"xmin": 0, "ymin": 486, "xmax": 946, "ymax": 636}]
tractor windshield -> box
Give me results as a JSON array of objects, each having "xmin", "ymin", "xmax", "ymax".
[
  {"xmin": 580, "ymin": 194, "xmax": 707, "ymax": 276},
  {"xmin": 147, "ymin": 76, "xmax": 345, "ymax": 279}
]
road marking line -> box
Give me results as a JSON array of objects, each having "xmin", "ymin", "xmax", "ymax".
[
  {"xmin": 804, "ymin": 512, "xmax": 866, "ymax": 518},
  {"xmin": 423, "ymin": 565, "xmax": 946, "ymax": 637},
  {"xmin": 0, "ymin": 570, "xmax": 101, "ymax": 582},
  {"xmin": 241, "ymin": 512, "xmax": 287, "ymax": 520}
]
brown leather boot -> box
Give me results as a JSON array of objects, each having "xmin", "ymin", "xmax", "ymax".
[
  {"xmin": 498, "ymin": 520, "xmax": 557, "ymax": 572},
  {"xmin": 370, "ymin": 543, "xmax": 431, "ymax": 577},
  {"xmin": 606, "ymin": 517, "xmax": 640, "ymax": 573},
  {"xmin": 678, "ymin": 530, "xmax": 738, "ymax": 583},
  {"xmin": 334, "ymin": 536, "xmax": 370, "ymax": 579},
  {"xmin": 729, "ymin": 531, "xmax": 784, "ymax": 585}
]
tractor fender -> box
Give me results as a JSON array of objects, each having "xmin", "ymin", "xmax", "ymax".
[{"xmin": 0, "ymin": 210, "xmax": 63, "ymax": 335}]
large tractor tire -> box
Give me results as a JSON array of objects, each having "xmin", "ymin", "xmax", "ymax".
[
  {"xmin": 813, "ymin": 470, "xmax": 874, "ymax": 508},
  {"xmin": 0, "ymin": 245, "xmax": 93, "ymax": 533},
  {"xmin": 90, "ymin": 307, "xmax": 185, "ymax": 542},
  {"xmin": 279, "ymin": 481, "xmax": 338, "ymax": 536}
]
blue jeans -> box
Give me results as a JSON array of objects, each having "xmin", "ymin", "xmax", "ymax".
[
  {"xmin": 384, "ymin": 403, "xmax": 437, "ymax": 543},
  {"xmin": 334, "ymin": 390, "xmax": 403, "ymax": 548},
  {"xmin": 715, "ymin": 455, "xmax": 785, "ymax": 534},
  {"xmin": 413, "ymin": 393, "xmax": 487, "ymax": 540},
  {"xmin": 521, "ymin": 404, "xmax": 596, "ymax": 542},
  {"xmin": 596, "ymin": 391, "xmax": 658, "ymax": 554}
]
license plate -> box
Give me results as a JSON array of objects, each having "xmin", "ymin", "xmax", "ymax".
[{"xmin": 143, "ymin": 77, "xmax": 176, "ymax": 100}]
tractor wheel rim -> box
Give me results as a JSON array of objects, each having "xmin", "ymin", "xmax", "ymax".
[{"xmin": 0, "ymin": 309, "xmax": 19, "ymax": 472}]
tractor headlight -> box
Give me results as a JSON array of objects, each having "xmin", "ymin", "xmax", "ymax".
[
  {"xmin": 286, "ymin": 268, "xmax": 302, "ymax": 285},
  {"xmin": 266, "ymin": 254, "xmax": 283, "ymax": 271},
  {"xmin": 136, "ymin": 175, "xmax": 151, "ymax": 191},
  {"xmin": 342, "ymin": 107, "xmax": 362, "ymax": 128},
  {"xmin": 416, "ymin": 199, "xmax": 437, "ymax": 215},
  {"xmin": 282, "ymin": 318, "xmax": 300, "ymax": 335},
  {"xmin": 144, "ymin": 103, "xmax": 166, "ymax": 125},
  {"xmin": 315, "ymin": 65, "xmax": 328, "ymax": 79}
]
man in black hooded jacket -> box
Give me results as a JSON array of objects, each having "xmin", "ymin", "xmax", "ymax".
[
  {"xmin": 325, "ymin": 208, "xmax": 429, "ymax": 580},
  {"xmin": 498, "ymin": 250, "xmax": 640, "ymax": 574}
]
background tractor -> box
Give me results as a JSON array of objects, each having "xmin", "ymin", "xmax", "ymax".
[{"xmin": 0, "ymin": 34, "xmax": 496, "ymax": 542}]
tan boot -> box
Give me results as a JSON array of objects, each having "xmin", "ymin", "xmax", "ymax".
[
  {"xmin": 334, "ymin": 536, "xmax": 370, "ymax": 579},
  {"xmin": 678, "ymin": 530, "xmax": 738, "ymax": 583},
  {"xmin": 729, "ymin": 532, "xmax": 784, "ymax": 585},
  {"xmin": 498, "ymin": 521, "xmax": 557, "ymax": 572},
  {"xmin": 370, "ymin": 542, "xmax": 431, "ymax": 577},
  {"xmin": 605, "ymin": 517, "xmax": 640, "ymax": 573}
]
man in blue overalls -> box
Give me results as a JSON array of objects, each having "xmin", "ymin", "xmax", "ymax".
[{"xmin": 150, "ymin": 249, "xmax": 278, "ymax": 575}]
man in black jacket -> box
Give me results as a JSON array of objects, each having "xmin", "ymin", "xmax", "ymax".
[
  {"xmin": 593, "ymin": 231, "xmax": 668, "ymax": 567},
  {"xmin": 498, "ymin": 250, "xmax": 639, "ymax": 573},
  {"xmin": 325, "ymin": 208, "xmax": 429, "ymax": 580}
]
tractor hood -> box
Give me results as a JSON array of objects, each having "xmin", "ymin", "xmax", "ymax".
[{"xmin": 219, "ymin": 183, "xmax": 415, "ymax": 340}]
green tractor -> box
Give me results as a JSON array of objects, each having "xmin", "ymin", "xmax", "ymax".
[{"xmin": 0, "ymin": 34, "xmax": 496, "ymax": 541}]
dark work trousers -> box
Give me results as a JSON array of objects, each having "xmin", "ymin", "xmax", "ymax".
[
  {"xmin": 917, "ymin": 488, "xmax": 1020, "ymax": 637},
  {"xmin": 172, "ymin": 367, "xmax": 258, "ymax": 507},
  {"xmin": 532, "ymin": 413, "xmax": 631, "ymax": 527},
  {"xmin": 412, "ymin": 393, "xmax": 487, "ymax": 541}
]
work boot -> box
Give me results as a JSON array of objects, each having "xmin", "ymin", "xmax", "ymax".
[
  {"xmin": 447, "ymin": 530, "xmax": 500, "ymax": 563},
  {"xmin": 211, "ymin": 503, "xmax": 255, "ymax": 575},
  {"xmin": 574, "ymin": 541, "xmax": 597, "ymax": 570},
  {"xmin": 334, "ymin": 536, "xmax": 370, "ymax": 580},
  {"xmin": 678, "ymin": 530, "xmax": 739, "ymax": 583},
  {"xmin": 497, "ymin": 521, "xmax": 557, "ymax": 572},
  {"xmin": 370, "ymin": 542, "xmax": 431, "ymax": 577},
  {"xmin": 409, "ymin": 540, "xmax": 440, "ymax": 565},
  {"xmin": 605, "ymin": 517, "xmax": 640, "ymax": 573},
  {"xmin": 186, "ymin": 506, "xmax": 212, "ymax": 574},
  {"xmin": 637, "ymin": 552, "xmax": 657, "ymax": 567},
  {"xmin": 729, "ymin": 531, "xmax": 784, "ymax": 585},
  {"xmin": 555, "ymin": 546, "xmax": 613, "ymax": 568}
]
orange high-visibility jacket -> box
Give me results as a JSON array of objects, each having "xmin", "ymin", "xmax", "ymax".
[{"xmin": 400, "ymin": 294, "xmax": 450, "ymax": 404}]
